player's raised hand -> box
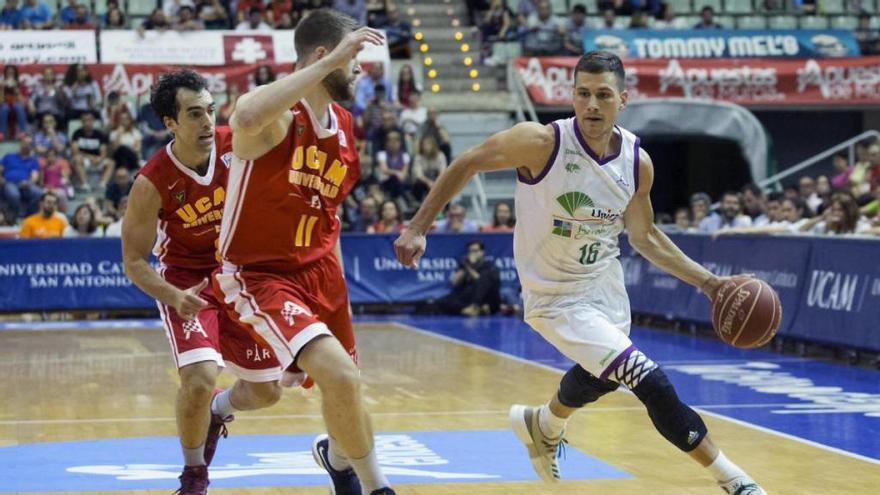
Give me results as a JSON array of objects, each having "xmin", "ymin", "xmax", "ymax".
[
  {"xmin": 325, "ymin": 27, "xmax": 385, "ymax": 69},
  {"xmin": 174, "ymin": 278, "xmax": 210, "ymax": 320},
  {"xmin": 394, "ymin": 229, "xmax": 426, "ymax": 268}
]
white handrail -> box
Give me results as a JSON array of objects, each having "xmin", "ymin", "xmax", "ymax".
[{"xmin": 758, "ymin": 130, "xmax": 880, "ymax": 190}]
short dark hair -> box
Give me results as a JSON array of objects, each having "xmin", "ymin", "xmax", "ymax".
[
  {"xmin": 40, "ymin": 191, "xmax": 59, "ymax": 202},
  {"xmin": 766, "ymin": 191, "xmax": 784, "ymax": 203},
  {"xmin": 783, "ymin": 196, "xmax": 805, "ymax": 211},
  {"xmin": 466, "ymin": 240, "xmax": 485, "ymax": 251},
  {"xmin": 741, "ymin": 182, "xmax": 762, "ymax": 197},
  {"xmin": 150, "ymin": 70, "xmax": 208, "ymax": 122},
  {"xmin": 722, "ymin": 190, "xmax": 740, "ymax": 200},
  {"xmin": 833, "ymin": 151, "xmax": 848, "ymax": 160},
  {"xmin": 571, "ymin": 3, "xmax": 586, "ymax": 14},
  {"xmin": 701, "ymin": 5, "xmax": 715, "ymax": 14},
  {"xmin": 574, "ymin": 51, "xmax": 626, "ymax": 91},
  {"xmin": 294, "ymin": 8, "xmax": 358, "ymax": 61}
]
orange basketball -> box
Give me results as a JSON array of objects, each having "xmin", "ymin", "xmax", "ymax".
[{"xmin": 711, "ymin": 276, "xmax": 782, "ymax": 349}]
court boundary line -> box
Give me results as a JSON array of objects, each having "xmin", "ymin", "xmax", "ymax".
[{"xmin": 390, "ymin": 322, "xmax": 880, "ymax": 466}]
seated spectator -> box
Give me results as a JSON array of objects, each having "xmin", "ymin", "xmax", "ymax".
[
  {"xmin": 694, "ymin": 6, "xmax": 722, "ymax": 29},
  {"xmin": 236, "ymin": 7, "xmax": 272, "ymax": 31},
  {"xmin": 141, "ymin": 8, "xmax": 171, "ymax": 31},
  {"xmin": 672, "ymin": 207, "xmax": 691, "ymax": 232},
  {"xmin": 0, "ymin": 0, "xmax": 22, "ymax": 29},
  {"xmin": 354, "ymin": 63, "xmax": 394, "ymax": 116},
  {"xmin": 275, "ymin": 10, "xmax": 295, "ymax": 28},
  {"xmin": 62, "ymin": 63, "xmax": 102, "ymax": 121},
  {"xmin": 783, "ymin": 184, "xmax": 798, "ymax": 200},
  {"xmin": 65, "ymin": 203, "xmax": 102, "ymax": 237},
  {"xmin": 594, "ymin": 8, "xmax": 615, "ymax": 29},
  {"xmin": 654, "ymin": 3, "xmax": 686, "ymax": 29},
  {"xmin": 482, "ymin": 201, "xmax": 515, "ymax": 232},
  {"xmin": 563, "ymin": 4, "xmax": 587, "ymax": 55},
  {"xmin": 480, "ymin": 0, "xmax": 514, "ymax": 45},
  {"xmin": 399, "ymin": 90, "xmax": 427, "ymax": 142},
  {"xmin": 760, "ymin": 191, "xmax": 785, "ymax": 225},
  {"xmin": 28, "ymin": 67, "xmax": 65, "ymax": 127},
  {"xmin": 104, "ymin": 194, "xmax": 127, "ymax": 236},
  {"xmin": 436, "ymin": 240, "xmax": 501, "ymax": 316},
  {"xmin": 58, "ymin": 0, "xmax": 77, "ymax": 24},
  {"xmin": 396, "ymin": 64, "xmax": 420, "ymax": 108},
  {"xmin": 266, "ymin": 0, "xmax": 292, "ymax": 27},
  {"xmin": 830, "ymin": 151, "xmax": 852, "ymax": 191},
  {"xmin": 103, "ymin": 5, "xmax": 127, "ymax": 28},
  {"xmin": 101, "ymin": 91, "xmax": 135, "ymax": 131},
  {"xmin": 741, "ymin": 183, "xmax": 768, "ymax": 226},
  {"xmin": 370, "ymin": 109, "xmax": 403, "ymax": 156},
  {"xmin": 516, "ymin": 0, "xmax": 538, "ymax": 22},
  {"xmin": 253, "ymin": 64, "xmax": 276, "ymax": 89},
  {"xmin": 138, "ymin": 100, "xmax": 172, "ymax": 159},
  {"xmin": 20, "ymin": 0, "xmax": 52, "ymax": 29},
  {"xmin": 716, "ymin": 196, "xmax": 808, "ymax": 236},
  {"xmin": 71, "ymin": 112, "xmax": 115, "ymax": 190},
  {"xmin": 376, "ymin": 131, "xmax": 410, "ymax": 200},
  {"xmin": 814, "ymin": 175, "xmax": 833, "ymax": 214},
  {"xmin": 351, "ymin": 195, "xmax": 378, "ymax": 232},
  {"xmin": 0, "ymin": 135, "xmax": 42, "ymax": 218},
  {"xmin": 856, "ymin": 13, "xmax": 880, "ymax": 56},
  {"xmin": 163, "ymin": 0, "xmax": 195, "ymax": 21},
  {"xmin": 33, "ymin": 114, "xmax": 68, "ymax": 156},
  {"xmin": 334, "ymin": 0, "xmax": 366, "ymax": 26},
  {"xmin": 368, "ymin": 199, "xmax": 405, "ymax": 233},
  {"xmin": 800, "ymin": 193, "xmax": 870, "ymax": 235},
  {"xmin": 235, "ymin": 0, "xmax": 263, "ymax": 24},
  {"xmin": 520, "ymin": 0, "xmax": 565, "ymax": 56},
  {"xmin": 218, "ymin": 84, "xmax": 240, "ymax": 125},
  {"xmin": 435, "ymin": 202, "xmax": 480, "ymax": 233},
  {"xmin": 420, "ymin": 106, "xmax": 452, "ymax": 163},
  {"xmin": 39, "ymin": 147, "xmax": 72, "ymax": 210},
  {"xmin": 64, "ymin": 3, "xmax": 95, "ymax": 28},
  {"xmin": 110, "ymin": 111, "xmax": 143, "ymax": 171},
  {"xmin": 689, "ymin": 192, "xmax": 711, "ymax": 227},
  {"xmin": 411, "ymin": 135, "xmax": 446, "ymax": 201},
  {"xmin": 174, "ymin": 5, "xmax": 204, "ymax": 30},
  {"xmin": 365, "ymin": 0, "xmax": 386, "ymax": 27},
  {"xmin": 196, "ymin": 0, "xmax": 230, "ymax": 29},
  {"xmin": 105, "ymin": 166, "xmax": 132, "ymax": 214},
  {"xmin": 1, "ymin": 65, "xmax": 30, "ymax": 140},
  {"xmin": 378, "ymin": 3, "xmax": 411, "ymax": 59},
  {"xmin": 860, "ymin": 176, "xmax": 880, "ymax": 219},
  {"xmin": 630, "ymin": 9, "xmax": 650, "ymax": 28},
  {"xmin": 698, "ymin": 191, "xmax": 752, "ymax": 233},
  {"xmin": 361, "ymin": 85, "xmax": 393, "ymax": 142},
  {"xmin": 849, "ymin": 140, "xmax": 877, "ymax": 200},
  {"xmin": 799, "ymin": 176, "xmax": 822, "ymax": 215},
  {"xmin": 19, "ymin": 191, "xmax": 67, "ymax": 238}
]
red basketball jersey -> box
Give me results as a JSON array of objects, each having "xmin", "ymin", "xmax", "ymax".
[
  {"xmin": 219, "ymin": 101, "xmax": 360, "ymax": 272},
  {"xmin": 139, "ymin": 127, "xmax": 234, "ymax": 271}
]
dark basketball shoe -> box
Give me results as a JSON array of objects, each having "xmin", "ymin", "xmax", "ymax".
[
  {"xmin": 204, "ymin": 388, "xmax": 233, "ymax": 466},
  {"xmin": 311, "ymin": 433, "xmax": 362, "ymax": 495},
  {"xmin": 174, "ymin": 465, "xmax": 209, "ymax": 495},
  {"xmin": 369, "ymin": 489, "xmax": 396, "ymax": 495}
]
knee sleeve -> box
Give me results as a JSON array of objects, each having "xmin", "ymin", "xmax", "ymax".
[
  {"xmin": 557, "ymin": 364, "xmax": 619, "ymax": 408},
  {"xmin": 632, "ymin": 368, "xmax": 707, "ymax": 452}
]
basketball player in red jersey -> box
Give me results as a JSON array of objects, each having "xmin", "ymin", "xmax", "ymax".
[
  {"xmin": 213, "ymin": 10, "xmax": 393, "ymax": 495},
  {"xmin": 122, "ymin": 71, "xmax": 284, "ymax": 495}
]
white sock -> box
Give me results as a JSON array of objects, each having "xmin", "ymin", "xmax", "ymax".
[
  {"xmin": 328, "ymin": 435, "xmax": 351, "ymax": 471},
  {"xmin": 707, "ymin": 451, "xmax": 748, "ymax": 483},
  {"xmin": 182, "ymin": 444, "xmax": 206, "ymax": 466},
  {"xmin": 211, "ymin": 389, "xmax": 237, "ymax": 418},
  {"xmin": 348, "ymin": 447, "xmax": 390, "ymax": 493},
  {"xmin": 538, "ymin": 403, "xmax": 567, "ymax": 439}
]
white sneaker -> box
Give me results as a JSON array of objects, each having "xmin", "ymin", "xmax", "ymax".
[
  {"xmin": 509, "ymin": 404, "xmax": 564, "ymax": 482},
  {"xmin": 720, "ymin": 476, "xmax": 768, "ymax": 495}
]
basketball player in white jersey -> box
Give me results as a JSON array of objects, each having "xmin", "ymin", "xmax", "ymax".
[{"xmin": 394, "ymin": 51, "xmax": 766, "ymax": 495}]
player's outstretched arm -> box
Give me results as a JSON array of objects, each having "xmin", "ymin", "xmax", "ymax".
[
  {"xmin": 230, "ymin": 27, "xmax": 384, "ymax": 138},
  {"xmin": 121, "ymin": 176, "xmax": 207, "ymax": 320},
  {"xmin": 623, "ymin": 148, "xmax": 724, "ymax": 298},
  {"xmin": 394, "ymin": 121, "xmax": 553, "ymax": 267}
]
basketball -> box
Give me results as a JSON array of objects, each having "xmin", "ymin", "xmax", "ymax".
[{"xmin": 711, "ymin": 276, "xmax": 782, "ymax": 349}]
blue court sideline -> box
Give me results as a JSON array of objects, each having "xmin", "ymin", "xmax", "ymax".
[{"xmin": 362, "ymin": 315, "xmax": 880, "ymax": 463}]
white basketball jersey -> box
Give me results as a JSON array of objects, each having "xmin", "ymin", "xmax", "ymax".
[{"xmin": 514, "ymin": 118, "xmax": 640, "ymax": 294}]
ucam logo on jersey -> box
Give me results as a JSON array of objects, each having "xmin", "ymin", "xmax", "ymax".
[{"xmin": 0, "ymin": 430, "xmax": 629, "ymax": 492}]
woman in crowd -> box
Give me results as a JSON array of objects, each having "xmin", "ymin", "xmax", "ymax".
[
  {"xmin": 64, "ymin": 203, "xmax": 103, "ymax": 238},
  {"xmin": 62, "ymin": 63, "xmax": 102, "ymax": 121},
  {"xmin": 482, "ymin": 201, "xmax": 516, "ymax": 232},
  {"xmin": 368, "ymin": 200, "xmax": 406, "ymax": 233}
]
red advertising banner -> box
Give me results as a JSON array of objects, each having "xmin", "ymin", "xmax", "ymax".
[{"xmin": 514, "ymin": 56, "xmax": 880, "ymax": 107}]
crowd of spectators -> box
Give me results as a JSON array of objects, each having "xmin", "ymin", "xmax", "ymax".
[
  {"xmin": 658, "ymin": 137, "xmax": 880, "ymax": 238},
  {"xmin": 473, "ymin": 0, "xmax": 880, "ymax": 59}
]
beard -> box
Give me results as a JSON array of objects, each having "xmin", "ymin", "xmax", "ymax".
[{"xmin": 322, "ymin": 69, "xmax": 353, "ymax": 102}]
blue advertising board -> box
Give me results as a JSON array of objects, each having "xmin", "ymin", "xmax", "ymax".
[{"xmin": 583, "ymin": 29, "xmax": 860, "ymax": 59}]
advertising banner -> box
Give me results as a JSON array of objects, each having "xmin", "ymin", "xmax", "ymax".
[
  {"xmin": 514, "ymin": 56, "xmax": 880, "ymax": 107},
  {"xmin": 0, "ymin": 30, "xmax": 97, "ymax": 64},
  {"xmin": 583, "ymin": 29, "xmax": 860, "ymax": 59}
]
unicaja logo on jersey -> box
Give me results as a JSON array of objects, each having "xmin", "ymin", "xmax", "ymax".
[{"xmin": 557, "ymin": 191, "xmax": 594, "ymax": 217}]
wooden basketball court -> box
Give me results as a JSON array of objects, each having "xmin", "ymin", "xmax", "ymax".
[{"xmin": 0, "ymin": 320, "xmax": 877, "ymax": 494}]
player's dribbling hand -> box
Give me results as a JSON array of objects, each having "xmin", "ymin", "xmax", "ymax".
[
  {"xmin": 700, "ymin": 273, "xmax": 755, "ymax": 301},
  {"xmin": 174, "ymin": 278, "xmax": 210, "ymax": 320},
  {"xmin": 394, "ymin": 229, "xmax": 426, "ymax": 268},
  {"xmin": 326, "ymin": 27, "xmax": 385, "ymax": 69}
]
